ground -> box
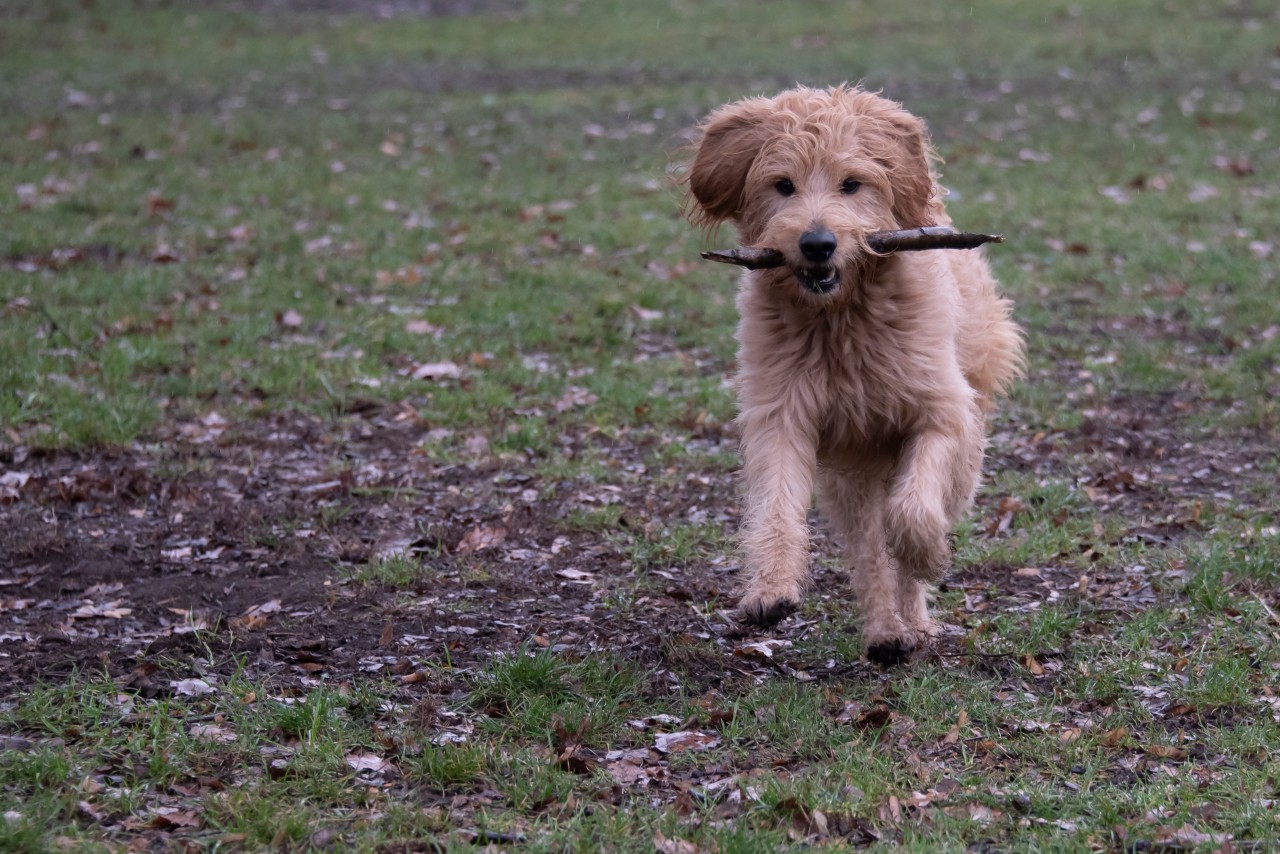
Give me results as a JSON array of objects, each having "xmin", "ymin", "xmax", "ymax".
[{"xmin": 1, "ymin": 0, "xmax": 1279, "ymax": 851}]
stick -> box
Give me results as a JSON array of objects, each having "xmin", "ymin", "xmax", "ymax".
[
  {"xmin": 699, "ymin": 246, "xmax": 787, "ymax": 270},
  {"xmin": 700, "ymin": 227, "xmax": 1004, "ymax": 269},
  {"xmin": 869, "ymin": 226, "xmax": 1004, "ymax": 253}
]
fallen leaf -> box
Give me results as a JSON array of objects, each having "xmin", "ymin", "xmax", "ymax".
[
  {"xmin": 1102, "ymin": 727, "xmax": 1130, "ymax": 747},
  {"xmin": 456, "ymin": 525, "xmax": 506, "ymax": 554},
  {"xmin": 941, "ymin": 710, "xmax": 968, "ymax": 745},
  {"xmin": 1155, "ymin": 824, "xmax": 1231, "ymax": 848},
  {"xmin": 404, "ymin": 319, "xmax": 442, "ymax": 335},
  {"xmin": 852, "ymin": 704, "xmax": 893, "ymax": 730},
  {"xmin": 190, "ymin": 724, "xmax": 236, "ymax": 743},
  {"xmin": 631, "ymin": 305, "xmax": 664, "ymax": 321},
  {"xmin": 0, "ymin": 471, "xmax": 30, "ymax": 501},
  {"xmin": 346, "ymin": 753, "xmax": 392, "ymax": 773},
  {"xmin": 150, "ymin": 808, "xmax": 201, "ymax": 829},
  {"xmin": 733, "ymin": 638, "xmax": 791, "ymax": 659},
  {"xmin": 410, "ymin": 361, "xmax": 461, "ymax": 381},
  {"xmin": 70, "ymin": 601, "xmax": 132, "ymax": 619},
  {"xmin": 1211, "ymin": 154, "xmax": 1253, "ymax": 176},
  {"xmin": 145, "ymin": 195, "xmax": 175, "ymax": 217},
  {"xmin": 555, "ymin": 743, "xmax": 597, "ymax": 775},
  {"xmin": 245, "ymin": 599, "xmax": 281, "ymax": 617},
  {"xmin": 1143, "ymin": 744, "xmax": 1187, "ymax": 760},
  {"xmin": 605, "ymin": 759, "xmax": 654, "ymax": 786},
  {"xmin": 653, "ymin": 731, "xmax": 720, "ymax": 754},
  {"xmin": 173, "ymin": 678, "xmax": 217, "ymax": 697},
  {"xmin": 653, "ymin": 831, "xmax": 699, "ymax": 854},
  {"xmin": 277, "ymin": 308, "xmax": 303, "ymax": 328},
  {"xmin": 627, "ymin": 714, "xmax": 682, "ymax": 730},
  {"xmin": 150, "ymin": 242, "xmax": 181, "ymax": 263}
]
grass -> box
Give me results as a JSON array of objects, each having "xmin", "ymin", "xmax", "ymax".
[{"xmin": 2, "ymin": 0, "xmax": 1279, "ymax": 850}]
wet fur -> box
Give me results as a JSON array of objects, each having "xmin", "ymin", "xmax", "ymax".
[{"xmin": 685, "ymin": 86, "xmax": 1023, "ymax": 664}]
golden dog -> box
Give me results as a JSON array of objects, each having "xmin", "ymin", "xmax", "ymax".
[{"xmin": 686, "ymin": 86, "xmax": 1023, "ymax": 664}]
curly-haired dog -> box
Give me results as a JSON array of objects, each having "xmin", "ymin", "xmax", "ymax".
[{"xmin": 686, "ymin": 86, "xmax": 1023, "ymax": 664}]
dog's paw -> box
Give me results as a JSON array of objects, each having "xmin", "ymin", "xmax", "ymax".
[
  {"xmin": 913, "ymin": 617, "xmax": 943, "ymax": 640},
  {"xmin": 865, "ymin": 636, "xmax": 916, "ymax": 667},
  {"xmin": 737, "ymin": 592, "xmax": 800, "ymax": 628}
]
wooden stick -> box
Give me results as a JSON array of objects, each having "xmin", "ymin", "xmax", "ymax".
[
  {"xmin": 700, "ymin": 227, "xmax": 1004, "ymax": 269},
  {"xmin": 869, "ymin": 226, "xmax": 1004, "ymax": 253},
  {"xmin": 699, "ymin": 246, "xmax": 787, "ymax": 270}
]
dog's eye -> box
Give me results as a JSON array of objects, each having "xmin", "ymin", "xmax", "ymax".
[
  {"xmin": 775, "ymin": 178, "xmax": 795, "ymax": 197},
  {"xmin": 841, "ymin": 178, "xmax": 862, "ymax": 195}
]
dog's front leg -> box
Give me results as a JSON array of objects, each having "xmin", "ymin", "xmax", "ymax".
[
  {"xmin": 885, "ymin": 409, "xmax": 983, "ymax": 580},
  {"xmin": 736, "ymin": 414, "xmax": 818, "ymax": 626}
]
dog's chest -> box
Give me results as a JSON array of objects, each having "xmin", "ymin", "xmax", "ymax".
[{"xmin": 805, "ymin": 309, "xmax": 925, "ymax": 441}]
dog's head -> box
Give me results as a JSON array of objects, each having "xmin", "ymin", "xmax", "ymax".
[{"xmin": 687, "ymin": 86, "xmax": 940, "ymax": 298}]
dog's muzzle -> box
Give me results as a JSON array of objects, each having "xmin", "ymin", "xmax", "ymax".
[{"xmin": 794, "ymin": 228, "xmax": 840, "ymax": 294}]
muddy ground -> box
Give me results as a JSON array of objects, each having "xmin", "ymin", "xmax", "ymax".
[{"xmin": 3, "ymin": 377, "xmax": 1275, "ymax": 710}]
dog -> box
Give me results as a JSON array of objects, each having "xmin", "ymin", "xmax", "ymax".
[{"xmin": 685, "ymin": 85, "xmax": 1023, "ymax": 664}]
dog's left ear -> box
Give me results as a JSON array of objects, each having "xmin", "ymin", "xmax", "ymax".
[
  {"xmin": 686, "ymin": 97, "xmax": 780, "ymax": 229},
  {"xmin": 877, "ymin": 109, "xmax": 939, "ymax": 229}
]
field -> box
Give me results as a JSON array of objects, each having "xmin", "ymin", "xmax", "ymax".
[{"xmin": 1, "ymin": 0, "xmax": 1278, "ymax": 850}]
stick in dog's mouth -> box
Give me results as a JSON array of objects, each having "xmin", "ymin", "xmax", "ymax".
[{"xmin": 700, "ymin": 227, "xmax": 1004, "ymax": 270}]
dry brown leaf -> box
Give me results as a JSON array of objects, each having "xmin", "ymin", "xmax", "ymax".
[
  {"xmin": 1102, "ymin": 726, "xmax": 1130, "ymax": 747},
  {"xmin": 190, "ymin": 724, "xmax": 236, "ymax": 743},
  {"xmin": 653, "ymin": 831, "xmax": 699, "ymax": 854},
  {"xmin": 1143, "ymin": 744, "xmax": 1187, "ymax": 760},
  {"xmin": 150, "ymin": 807, "xmax": 201, "ymax": 829},
  {"xmin": 456, "ymin": 525, "xmax": 506, "ymax": 554},
  {"xmin": 151, "ymin": 242, "xmax": 181, "ymax": 263},
  {"xmin": 243, "ymin": 599, "xmax": 281, "ymax": 618},
  {"xmin": 853, "ymin": 704, "xmax": 892, "ymax": 730},
  {"xmin": 555, "ymin": 743, "xmax": 597, "ymax": 775}
]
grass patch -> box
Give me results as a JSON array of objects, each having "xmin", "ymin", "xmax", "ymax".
[{"xmin": 1, "ymin": 0, "xmax": 1277, "ymax": 850}]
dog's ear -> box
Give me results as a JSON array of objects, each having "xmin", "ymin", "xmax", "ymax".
[
  {"xmin": 876, "ymin": 110, "xmax": 938, "ymax": 229},
  {"xmin": 686, "ymin": 98, "xmax": 779, "ymax": 229}
]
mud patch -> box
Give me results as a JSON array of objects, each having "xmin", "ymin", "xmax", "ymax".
[{"xmin": 0, "ymin": 409, "xmax": 745, "ymax": 705}]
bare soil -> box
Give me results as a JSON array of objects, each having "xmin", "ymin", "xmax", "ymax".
[{"xmin": 2, "ymin": 385, "xmax": 1275, "ymax": 706}]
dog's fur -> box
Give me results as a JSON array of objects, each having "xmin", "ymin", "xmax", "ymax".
[{"xmin": 685, "ymin": 86, "xmax": 1023, "ymax": 664}]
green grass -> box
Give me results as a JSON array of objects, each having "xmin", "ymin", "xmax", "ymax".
[{"xmin": 2, "ymin": 0, "xmax": 1279, "ymax": 850}]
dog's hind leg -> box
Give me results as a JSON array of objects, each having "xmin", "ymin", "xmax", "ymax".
[{"xmin": 735, "ymin": 416, "xmax": 818, "ymax": 627}]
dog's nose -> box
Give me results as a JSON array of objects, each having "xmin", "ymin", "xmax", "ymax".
[{"xmin": 799, "ymin": 229, "xmax": 837, "ymax": 263}]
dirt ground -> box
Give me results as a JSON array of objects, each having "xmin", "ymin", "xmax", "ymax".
[{"xmin": 3, "ymin": 377, "xmax": 1275, "ymax": 709}]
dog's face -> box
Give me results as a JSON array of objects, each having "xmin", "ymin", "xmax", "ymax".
[{"xmin": 688, "ymin": 87, "xmax": 938, "ymax": 300}]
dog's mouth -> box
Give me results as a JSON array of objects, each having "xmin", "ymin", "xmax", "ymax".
[{"xmin": 792, "ymin": 266, "xmax": 840, "ymax": 295}]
